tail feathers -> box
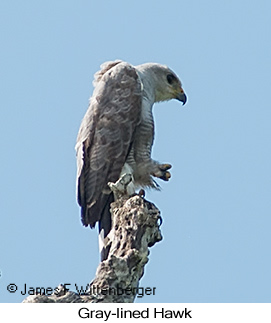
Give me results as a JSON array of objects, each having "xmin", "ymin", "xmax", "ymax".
[
  {"xmin": 98, "ymin": 192, "xmax": 114, "ymax": 261},
  {"xmin": 81, "ymin": 192, "xmax": 112, "ymax": 228},
  {"xmin": 99, "ymin": 229, "xmax": 112, "ymax": 261}
]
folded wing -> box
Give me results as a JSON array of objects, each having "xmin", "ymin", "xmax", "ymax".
[{"xmin": 76, "ymin": 62, "xmax": 142, "ymax": 228}]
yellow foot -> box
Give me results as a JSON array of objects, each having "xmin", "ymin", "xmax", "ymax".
[{"xmin": 152, "ymin": 163, "xmax": 172, "ymax": 181}]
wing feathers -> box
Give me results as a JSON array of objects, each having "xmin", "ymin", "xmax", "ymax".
[{"xmin": 76, "ymin": 62, "xmax": 142, "ymax": 227}]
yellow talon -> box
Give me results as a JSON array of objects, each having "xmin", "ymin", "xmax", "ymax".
[
  {"xmin": 160, "ymin": 164, "xmax": 172, "ymax": 171},
  {"xmin": 165, "ymin": 171, "xmax": 171, "ymax": 180}
]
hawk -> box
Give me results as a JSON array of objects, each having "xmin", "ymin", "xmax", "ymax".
[{"xmin": 76, "ymin": 60, "xmax": 187, "ymax": 260}]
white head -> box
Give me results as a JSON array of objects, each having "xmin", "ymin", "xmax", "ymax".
[{"xmin": 135, "ymin": 63, "xmax": 187, "ymax": 104}]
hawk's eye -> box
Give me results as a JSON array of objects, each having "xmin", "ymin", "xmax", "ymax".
[{"xmin": 167, "ymin": 74, "xmax": 175, "ymax": 85}]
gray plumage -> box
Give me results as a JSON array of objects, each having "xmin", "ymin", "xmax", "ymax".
[{"xmin": 75, "ymin": 60, "xmax": 186, "ymax": 259}]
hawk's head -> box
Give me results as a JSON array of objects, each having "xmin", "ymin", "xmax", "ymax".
[{"xmin": 136, "ymin": 63, "xmax": 187, "ymax": 104}]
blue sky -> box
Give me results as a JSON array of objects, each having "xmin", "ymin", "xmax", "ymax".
[{"xmin": 0, "ymin": 0, "xmax": 271, "ymax": 303}]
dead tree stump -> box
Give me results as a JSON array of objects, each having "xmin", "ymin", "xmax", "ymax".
[{"xmin": 23, "ymin": 195, "xmax": 162, "ymax": 303}]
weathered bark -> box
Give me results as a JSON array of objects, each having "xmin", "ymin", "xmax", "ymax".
[{"xmin": 23, "ymin": 195, "xmax": 162, "ymax": 303}]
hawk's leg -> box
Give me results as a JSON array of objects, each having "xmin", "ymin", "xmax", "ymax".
[
  {"xmin": 152, "ymin": 163, "xmax": 172, "ymax": 181},
  {"xmin": 108, "ymin": 173, "xmax": 134, "ymax": 200}
]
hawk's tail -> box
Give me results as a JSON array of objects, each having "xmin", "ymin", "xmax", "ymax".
[{"xmin": 98, "ymin": 192, "xmax": 114, "ymax": 261}]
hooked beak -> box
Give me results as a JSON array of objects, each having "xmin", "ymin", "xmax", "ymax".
[{"xmin": 176, "ymin": 89, "xmax": 187, "ymax": 105}]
